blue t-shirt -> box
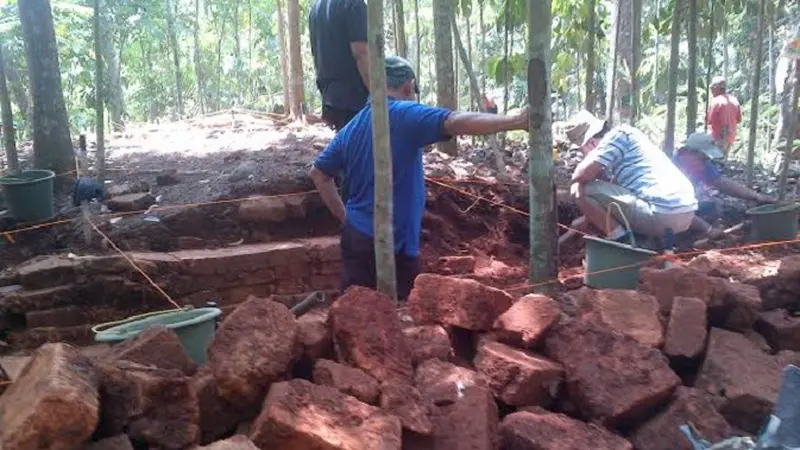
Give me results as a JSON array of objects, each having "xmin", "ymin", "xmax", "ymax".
[
  {"xmin": 670, "ymin": 154, "xmax": 722, "ymax": 186},
  {"xmin": 313, "ymin": 98, "xmax": 451, "ymax": 257}
]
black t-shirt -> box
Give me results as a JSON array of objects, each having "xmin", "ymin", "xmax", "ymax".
[{"xmin": 309, "ymin": 0, "xmax": 369, "ymax": 112}]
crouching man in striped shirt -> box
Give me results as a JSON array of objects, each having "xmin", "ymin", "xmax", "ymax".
[{"xmin": 561, "ymin": 110, "xmax": 698, "ymax": 247}]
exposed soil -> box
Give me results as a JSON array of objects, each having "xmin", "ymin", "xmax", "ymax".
[{"xmin": 0, "ymin": 110, "xmax": 796, "ymax": 291}]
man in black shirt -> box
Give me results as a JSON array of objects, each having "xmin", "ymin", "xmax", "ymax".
[{"xmin": 309, "ymin": 0, "xmax": 370, "ymax": 131}]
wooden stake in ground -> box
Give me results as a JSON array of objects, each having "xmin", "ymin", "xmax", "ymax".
[
  {"xmin": 367, "ymin": 0, "xmax": 397, "ymax": 302},
  {"xmin": 527, "ymin": 0, "xmax": 558, "ymax": 292},
  {"xmin": 78, "ymin": 135, "xmax": 92, "ymax": 245}
]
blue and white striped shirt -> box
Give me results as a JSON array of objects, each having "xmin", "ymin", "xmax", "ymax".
[{"xmin": 584, "ymin": 125, "xmax": 698, "ymax": 214}]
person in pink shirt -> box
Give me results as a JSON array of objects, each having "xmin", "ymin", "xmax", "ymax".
[{"xmin": 707, "ymin": 76, "xmax": 742, "ymax": 155}]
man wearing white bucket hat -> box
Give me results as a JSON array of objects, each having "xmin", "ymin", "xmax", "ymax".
[
  {"xmin": 561, "ymin": 110, "xmax": 698, "ymax": 246},
  {"xmin": 673, "ymin": 132, "xmax": 776, "ymax": 238}
]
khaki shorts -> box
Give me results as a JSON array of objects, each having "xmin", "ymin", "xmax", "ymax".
[{"xmin": 582, "ymin": 180, "xmax": 695, "ymax": 237}]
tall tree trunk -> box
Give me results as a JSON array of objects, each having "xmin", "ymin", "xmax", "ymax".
[
  {"xmin": 653, "ymin": 0, "xmax": 660, "ymax": 102},
  {"xmin": 394, "ymin": 0, "xmax": 408, "ymax": 58},
  {"xmin": 664, "ymin": 0, "xmax": 683, "ymax": 155},
  {"xmin": 194, "ymin": 0, "xmax": 205, "ymax": 114},
  {"xmin": 451, "ymin": 11, "xmax": 504, "ymax": 175},
  {"xmin": 703, "ymin": 0, "xmax": 715, "ymax": 132},
  {"xmin": 528, "ymin": 0, "xmax": 558, "ymax": 290},
  {"xmin": 100, "ymin": 12, "xmax": 125, "ymax": 131},
  {"xmin": 630, "ymin": 0, "xmax": 642, "ymax": 124},
  {"xmin": 432, "ymin": 0, "xmax": 457, "ymax": 155},
  {"xmin": 18, "ymin": 0, "xmax": 74, "ymax": 177},
  {"xmin": 454, "ymin": 32, "xmax": 459, "ymax": 110},
  {"xmin": 233, "ymin": 0, "xmax": 241, "ymax": 105},
  {"xmin": 584, "ymin": 0, "xmax": 596, "ymax": 112},
  {"xmin": 605, "ymin": 0, "xmax": 633, "ymax": 123},
  {"xmin": 605, "ymin": 2, "xmax": 621, "ymax": 121},
  {"xmin": 767, "ymin": 4, "xmax": 776, "ymax": 104},
  {"xmin": 248, "ymin": 0, "xmax": 253, "ymax": 103},
  {"xmin": 465, "ymin": 13, "xmax": 474, "ymax": 109},
  {"xmin": 414, "ymin": 0, "xmax": 420, "ymax": 81},
  {"xmin": 722, "ymin": 21, "xmax": 729, "ymax": 81},
  {"xmin": 778, "ymin": 61, "xmax": 799, "ymax": 199},
  {"xmin": 0, "ymin": 46, "xmax": 18, "ymax": 173},
  {"xmin": 686, "ymin": 0, "xmax": 698, "ymax": 134},
  {"xmin": 215, "ymin": 19, "xmax": 226, "ymax": 110},
  {"xmin": 502, "ymin": 5, "xmax": 511, "ymax": 115},
  {"xmin": 165, "ymin": 0, "xmax": 184, "ymax": 118},
  {"xmin": 94, "ymin": 0, "xmax": 105, "ymax": 185},
  {"xmin": 479, "ymin": 0, "xmax": 485, "ymax": 96},
  {"xmin": 287, "ymin": 0, "xmax": 305, "ymax": 119},
  {"xmin": 276, "ymin": 0, "xmax": 291, "ymax": 114},
  {"xmin": 368, "ymin": 0, "xmax": 397, "ymax": 301},
  {"xmin": 2, "ymin": 58, "xmax": 31, "ymax": 136},
  {"xmin": 745, "ymin": 0, "xmax": 765, "ymax": 184}
]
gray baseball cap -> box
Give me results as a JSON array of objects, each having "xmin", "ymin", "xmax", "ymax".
[
  {"xmin": 681, "ymin": 132, "xmax": 724, "ymax": 159},
  {"xmin": 385, "ymin": 56, "xmax": 419, "ymax": 94}
]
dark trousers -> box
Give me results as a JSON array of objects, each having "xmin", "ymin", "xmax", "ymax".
[
  {"xmin": 340, "ymin": 222, "xmax": 420, "ymax": 301},
  {"xmin": 321, "ymin": 105, "xmax": 359, "ymax": 203}
]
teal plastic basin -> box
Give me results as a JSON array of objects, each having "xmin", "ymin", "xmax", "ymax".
[
  {"xmin": 584, "ymin": 235, "xmax": 657, "ymax": 290},
  {"xmin": 746, "ymin": 203, "xmax": 800, "ymax": 243},
  {"xmin": 0, "ymin": 169, "xmax": 55, "ymax": 222},
  {"xmin": 94, "ymin": 307, "xmax": 221, "ymax": 365}
]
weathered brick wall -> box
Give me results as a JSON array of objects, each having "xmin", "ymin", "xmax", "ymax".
[{"xmin": 0, "ymin": 237, "xmax": 341, "ymax": 349}]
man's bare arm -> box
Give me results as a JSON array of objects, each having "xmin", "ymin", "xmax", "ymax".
[
  {"xmin": 708, "ymin": 177, "xmax": 775, "ymax": 203},
  {"xmin": 351, "ymin": 42, "xmax": 370, "ymax": 92},
  {"xmin": 309, "ymin": 167, "xmax": 346, "ymax": 223},
  {"xmin": 442, "ymin": 109, "xmax": 528, "ymax": 136}
]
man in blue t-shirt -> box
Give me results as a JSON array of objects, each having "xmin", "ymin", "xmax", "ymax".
[
  {"xmin": 672, "ymin": 132, "xmax": 776, "ymax": 239},
  {"xmin": 309, "ymin": 56, "xmax": 529, "ymax": 299}
]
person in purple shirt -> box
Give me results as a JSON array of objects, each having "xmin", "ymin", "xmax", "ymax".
[
  {"xmin": 309, "ymin": 56, "xmax": 529, "ymax": 300},
  {"xmin": 672, "ymin": 132, "xmax": 776, "ymax": 239}
]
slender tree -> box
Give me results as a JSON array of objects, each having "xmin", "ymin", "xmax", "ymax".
[
  {"xmin": 778, "ymin": 61, "xmax": 799, "ymax": 200},
  {"xmin": 432, "ymin": 0, "xmax": 457, "ymax": 155},
  {"xmin": 451, "ymin": 10, "xmax": 505, "ymax": 175},
  {"xmin": 287, "ymin": 0, "xmax": 305, "ymax": 119},
  {"xmin": 479, "ymin": 0, "xmax": 486, "ymax": 96},
  {"xmin": 528, "ymin": 0, "xmax": 558, "ymax": 290},
  {"xmin": 0, "ymin": 46, "xmax": 18, "ymax": 173},
  {"xmin": 94, "ymin": 0, "xmax": 105, "ymax": 185},
  {"xmin": 194, "ymin": 0, "xmax": 205, "ymax": 114},
  {"xmin": 584, "ymin": 0, "xmax": 596, "ymax": 112},
  {"xmin": 165, "ymin": 0, "xmax": 184, "ymax": 118},
  {"xmin": 394, "ymin": 0, "xmax": 408, "ymax": 58},
  {"xmin": 745, "ymin": 0, "xmax": 765, "ymax": 184},
  {"xmin": 630, "ymin": 0, "xmax": 642, "ymax": 123},
  {"xmin": 686, "ymin": 0, "xmax": 698, "ymax": 134},
  {"xmin": 605, "ymin": 0, "xmax": 633, "ymax": 122},
  {"xmin": 605, "ymin": 1, "xmax": 621, "ymax": 121},
  {"xmin": 664, "ymin": 0, "xmax": 683, "ymax": 155},
  {"xmin": 703, "ymin": 0, "xmax": 715, "ymax": 132},
  {"xmin": 276, "ymin": 0, "xmax": 291, "ymax": 114},
  {"xmin": 18, "ymin": 0, "xmax": 74, "ymax": 177},
  {"xmin": 368, "ymin": 0, "xmax": 397, "ymax": 301},
  {"xmin": 414, "ymin": 0, "xmax": 420, "ymax": 79}
]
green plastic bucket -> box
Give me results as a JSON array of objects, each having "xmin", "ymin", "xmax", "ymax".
[
  {"xmin": 0, "ymin": 169, "xmax": 55, "ymax": 222},
  {"xmin": 746, "ymin": 203, "xmax": 800, "ymax": 243},
  {"xmin": 93, "ymin": 307, "xmax": 222, "ymax": 365},
  {"xmin": 583, "ymin": 235, "xmax": 657, "ymax": 290}
]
